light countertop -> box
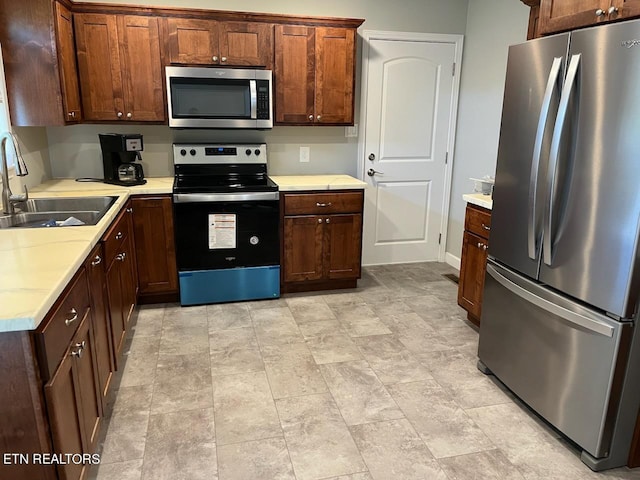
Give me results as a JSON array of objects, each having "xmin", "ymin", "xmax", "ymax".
[
  {"xmin": 271, "ymin": 175, "xmax": 366, "ymax": 191},
  {"xmin": 463, "ymin": 193, "xmax": 493, "ymax": 210},
  {"xmin": 0, "ymin": 174, "xmax": 364, "ymax": 332}
]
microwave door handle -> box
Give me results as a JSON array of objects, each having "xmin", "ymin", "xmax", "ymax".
[
  {"xmin": 544, "ymin": 53, "xmax": 581, "ymax": 267},
  {"xmin": 529, "ymin": 57, "xmax": 563, "ymax": 260},
  {"xmin": 250, "ymin": 80, "xmax": 257, "ymax": 119}
]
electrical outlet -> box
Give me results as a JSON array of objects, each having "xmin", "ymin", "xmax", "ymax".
[{"xmin": 299, "ymin": 146, "xmax": 310, "ymax": 163}]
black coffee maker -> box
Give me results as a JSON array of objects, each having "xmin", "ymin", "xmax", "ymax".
[{"xmin": 99, "ymin": 133, "xmax": 146, "ymax": 186}]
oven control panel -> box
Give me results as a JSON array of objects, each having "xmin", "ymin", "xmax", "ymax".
[{"xmin": 173, "ymin": 143, "xmax": 267, "ymax": 165}]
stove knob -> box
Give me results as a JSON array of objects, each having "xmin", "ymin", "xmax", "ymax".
[
  {"xmin": 254, "ymin": 149, "xmax": 261, "ymax": 156},
  {"xmin": 245, "ymin": 149, "xmax": 252, "ymax": 156},
  {"xmin": 180, "ymin": 149, "xmax": 187, "ymax": 156},
  {"xmin": 190, "ymin": 149, "xmax": 196, "ymax": 156}
]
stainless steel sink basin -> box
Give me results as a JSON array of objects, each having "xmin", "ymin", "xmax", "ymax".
[
  {"xmin": 0, "ymin": 196, "xmax": 118, "ymax": 229},
  {"xmin": 13, "ymin": 196, "xmax": 118, "ymax": 214}
]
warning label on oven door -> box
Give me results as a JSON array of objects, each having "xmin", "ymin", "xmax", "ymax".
[{"xmin": 208, "ymin": 214, "xmax": 236, "ymax": 249}]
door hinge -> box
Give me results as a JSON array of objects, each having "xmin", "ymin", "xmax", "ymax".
[
  {"xmin": 438, "ymin": 233, "xmax": 442, "ymax": 244},
  {"xmin": 445, "ymin": 152, "xmax": 449, "ymax": 164},
  {"xmin": 452, "ymin": 63, "xmax": 456, "ymax": 76}
]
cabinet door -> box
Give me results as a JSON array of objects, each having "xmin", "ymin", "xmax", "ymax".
[
  {"xmin": 106, "ymin": 259, "xmax": 125, "ymax": 361},
  {"xmin": 86, "ymin": 244, "xmax": 113, "ymax": 402},
  {"xmin": 121, "ymin": 235, "xmax": 137, "ymax": 328},
  {"xmin": 219, "ymin": 22, "xmax": 273, "ymax": 67},
  {"xmin": 75, "ymin": 13, "xmax": 125, "ymax": 121},
  {"xmin": 166, "ymin": 18, "xmax": 219, "ymax": 65},
  {"xmin": 274, "ymin": 25, "xmax": 315, "ymax": 124},
  {"xmin": 614, "ymin": 0, "xmax": 640, "ymax": 18},
  {"xmin": 118, "ymin": 15, "xmax": 165, "ymax": 121},
  {"xmin": 324, "ymin": 214, "xmax": 362, "ymax": 279},
  {"xmin": 54, "ymin": 2, "xmax": 82, "ymax": 123},
  {"xmin": 73, "ymin": 311, "xmax": 102, "ymax": 456},
  {"xmin": 283, "ymin": 215, "xmax": 324, "ymax": 282},
  {"xmin": 131, "ymin": 196, "xmax": 178, "ymax": 296},
  {"xmin": 539, "ymin": 0, "xmax": 609, "ymax": 35},
  {"xmin": 457, "ymin": 231, "xmax": 489, "ymax": 323},
  {"xmin": 314, "ymin": 27, "xmax": 355, "ymax": 125},
  {"xmin": 44, "ymin": 350, "xmax": 84, "ymax": 480}
]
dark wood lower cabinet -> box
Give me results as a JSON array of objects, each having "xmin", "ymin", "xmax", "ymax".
[{"xmin": 282, "ymin": 190, "xmax": 364, "ymax": 293}]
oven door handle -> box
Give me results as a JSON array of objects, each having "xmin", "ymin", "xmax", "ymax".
[{"xmin": 173, "ymin": 192, "xmax": 279, "ymax": 203}]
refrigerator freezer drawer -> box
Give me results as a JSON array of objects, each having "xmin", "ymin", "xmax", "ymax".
[{"xmin": 478, "ymin": 261, "xmax": 630, "ymax": 458}]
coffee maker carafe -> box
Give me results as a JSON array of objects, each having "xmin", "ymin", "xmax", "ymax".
[{"xmin": 99, "ymin": 133, "xmax": 146, "ymax": 186}]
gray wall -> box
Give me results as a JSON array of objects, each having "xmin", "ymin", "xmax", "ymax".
[
  {"xmin": 47, "ymin": 0, "xmax": 469, "ymax": 179},
  {"xmin": 445, "ymin": 0, "xmax": 529, "ymax": 265}
]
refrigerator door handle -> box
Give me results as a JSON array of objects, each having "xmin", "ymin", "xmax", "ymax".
[
  {"xmin": 529, "ymin": 57, "xmax": 564, "ymax": 260},
  {"xmin": 544, "ymin": 54, "xmax": 581, "ymax": 266},
  {"xmin": 487, "ymin": 263, "xmax": 614, "ymax": 337}
]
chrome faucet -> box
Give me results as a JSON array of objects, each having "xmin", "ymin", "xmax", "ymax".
[{"xmin": 1, "ymin": 131, "xmax": 29, "ymax": 214}]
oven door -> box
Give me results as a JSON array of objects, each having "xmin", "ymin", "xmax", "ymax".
[{"xmin": 173, "ymin": 192, "xmax": 280, "ymax": 271}]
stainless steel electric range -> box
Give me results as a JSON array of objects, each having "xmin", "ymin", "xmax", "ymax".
[{"xmin": 172, "ymin": 143, "xmax": 280, "ymax": 306}]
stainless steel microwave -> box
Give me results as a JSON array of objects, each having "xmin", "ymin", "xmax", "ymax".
[{"xmin": 165, "ymin": 67, "xmax": 273, "ymax": 129}]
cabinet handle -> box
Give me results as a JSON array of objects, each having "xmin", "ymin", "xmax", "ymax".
[
  {"xmin": 65, "ymin": 308, "xmax": 78, "ymax": 327},
  {"xmin": 115, "ymin": 231, "xmax": 123, "ymax": 240},
  {"xmin": 595, "ymin": 8, "xmax": 606, "ymax": 16},
  {"xmin": 477, "ymin": 242, "xmax": 488, "ymax": 251},
  {"xmin": 481, "ymin": 223, "xmax": 491, "ymax": 231},
  {"xmin": 67, "ymin": 111, "xmax": 76, "ymax": 118},
  {"xmin": 316, "ymin": 202, "xmax": 333, "ymax": 207},
  {"xmin": 74, "ymin": 341, "xmax": 86, "ymax": 350},
  {"xmin": 326, "ymin": 218, "xmax": 330, "ymax": 224},
  {"xmin": 117, "ymin": 111, "xmax": 123, "ymax": 118},
  {"xmin": 608, "ymin": 6, "xmax": 618, "ymax": 14},
  {"xmin": 126, "ymin": 207, "xmax": 133, "ymax": 213},
  {"xmin": 91, "ymin": 255, "xmax": 102, "ymax": 266},
  {"xmin": 212, "ymin": 56, "xmax": 219, "ymax": 62},
  {"xmin": 127, "ymin": 112, "xmax": 133, "ymax": 119},
  {"xmin": 71, "ymin": 341, "xmax": 85, "ymax": 358},
  {"xmin": 221, "ymin": 56, "xmax": 227, "ymax": 62},
  {"xmin": 116, "ymin": 252, "xmax": 126, "ymax": 262},
  {"xmin": 308, "ymin": 114, "xmax": 314, "ymax": 121}
]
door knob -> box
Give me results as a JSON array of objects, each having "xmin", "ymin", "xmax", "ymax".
[
  {"xmin": 368, "ymin": 153, "xmax": 376, "ymax": 161},
  {"xmin": 367, "ymin": 169, "xmax": 383, "ymax": 177}
]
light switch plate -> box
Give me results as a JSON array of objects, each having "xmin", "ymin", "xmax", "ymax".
[
  {"xmin": 345, "ymin": 124, "xmax": 358, "ymax": 138},
  {"xmin": 299, "ymin": 146, "xmax": 310, "ymax": 163}
]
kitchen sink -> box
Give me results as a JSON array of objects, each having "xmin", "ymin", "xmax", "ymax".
[
  {"xmin": 0, "ymin": 196, "xmax": 118, "ymax": 229},
  {"xmin": 13, "ymin": 196, "xmax": 118, "ymax": 214}
]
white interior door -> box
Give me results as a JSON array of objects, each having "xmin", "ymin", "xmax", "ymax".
[{"xmin": 361, "ymin": 34, "xmax": 461, "ymax": 265}]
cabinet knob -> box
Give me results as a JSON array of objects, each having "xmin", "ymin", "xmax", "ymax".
[
  {"xmin": 126, "ymin": 207, "xmax": 133, "ymax": 213},
  {"xmin": 115, "ymin": 231, "xmax": 123, "ymax": 240},
  {"xmin": 116, "ymin": 253, "xmax": 125, "ymax": 262},
  {"xmin": 212, "ymin": 56, "xmax": 219, "ymax": 62},
  {"xmin": 325, "ymin": 218, "xmax": 330, "ymax": 224},
  {"xmin": 595, "ymin": 8, "xmax": 606, "ymax": 16},
  {"xmin": 477, "ymin": 242, "xmax": 488, "ymax": 251},
  {"xmin": 65, "ymin": 308, "xmax": 78, "ymax": 327},
  {"xmin": 127, "ymin": 112, "xmax": 133, "ymax": 119},
  {"xmin": 308, "ymin": 114, "xmax": 314, "ymax": 121},
  {"xmin": 221, "ymin": 56, "xmax": 227, "ymax": 62},
  {"xmin": 67, "ymin": 111, "xmax": 76, "ymax": 118},
  {"xmin": 481, "ymin": 223, "xmax": 491, "ymax": 231},
  {"xmin": 91, "ymin": 255, "xmax": 102, "ymax": 266},
  {"xmin": 316, "ymin": 115, "xmax": 322, "ymax": 121},
  {"xmin": 608, "ymin": 6, "xmax": 619, "ymax": 14},
  {"xmin": 71, "ymin": 341, "xmax": 85, "ymax": 358},
  {"xmin": 318, "ymin": 218, "xmax": 323, "ymax": 224},
  {"xmin": 117, "ymin": 111, "xmax": 123, "ymax": 118}
]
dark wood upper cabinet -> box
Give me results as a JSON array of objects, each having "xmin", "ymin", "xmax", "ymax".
[
  {"xmin": 539, "ymin": 0, "xmax": 610, "ymax": 34},
  {"xmin": 166, "ymin": 18, "xmax": 273, "ymax": 68},
  {"xmin": 615, "ymin": 0, "xmax": 640, "ymax": 18},
  {"xmin": 275, "ymin": 25, "xmax": 356, "ymax": 126},
  {"xmin": 0, "ymin": 0, "xmax": 82, "ymax": 126},
  {"xmin": 75, "ymin": 13, "xmax": 164, "ymax": 122}
]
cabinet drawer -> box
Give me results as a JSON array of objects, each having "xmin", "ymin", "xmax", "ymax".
[
  {"xmin": 103, "ymin": 206, "xmax": 130, "ymax": 264},
  {"xmin": 36, "ymin": 268, "xmax": 90, "ymax": 381},
  {"xmin": 465, "ymin": 204, "xmax": 492, "ymax": 239},
  {"xmin": 283, "ymin": 191, "xmax": 363, "ymax": 215}
]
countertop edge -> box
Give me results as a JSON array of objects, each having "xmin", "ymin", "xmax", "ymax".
[{"xmin": 463, "ymin": 193, "xmax": 493, "ymax": 210}]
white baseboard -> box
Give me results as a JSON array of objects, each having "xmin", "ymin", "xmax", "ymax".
[{"xmin": 445, "ymin": 252, "xmax": 460, "ymax": 271}]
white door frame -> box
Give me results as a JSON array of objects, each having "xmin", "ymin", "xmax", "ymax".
[{"xmin": 357, "ymin": 30, "xmax": 464, "ymax": 264}]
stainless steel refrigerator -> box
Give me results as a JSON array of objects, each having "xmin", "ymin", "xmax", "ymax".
[{"xmin": 478, "ymin": 19, "xmax": 640, "ymax": 471}]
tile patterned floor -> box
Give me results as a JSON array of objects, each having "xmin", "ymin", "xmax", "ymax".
[{"xmin": 89, "ymin": 263, "xmax": 640, "ymax": 480}]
